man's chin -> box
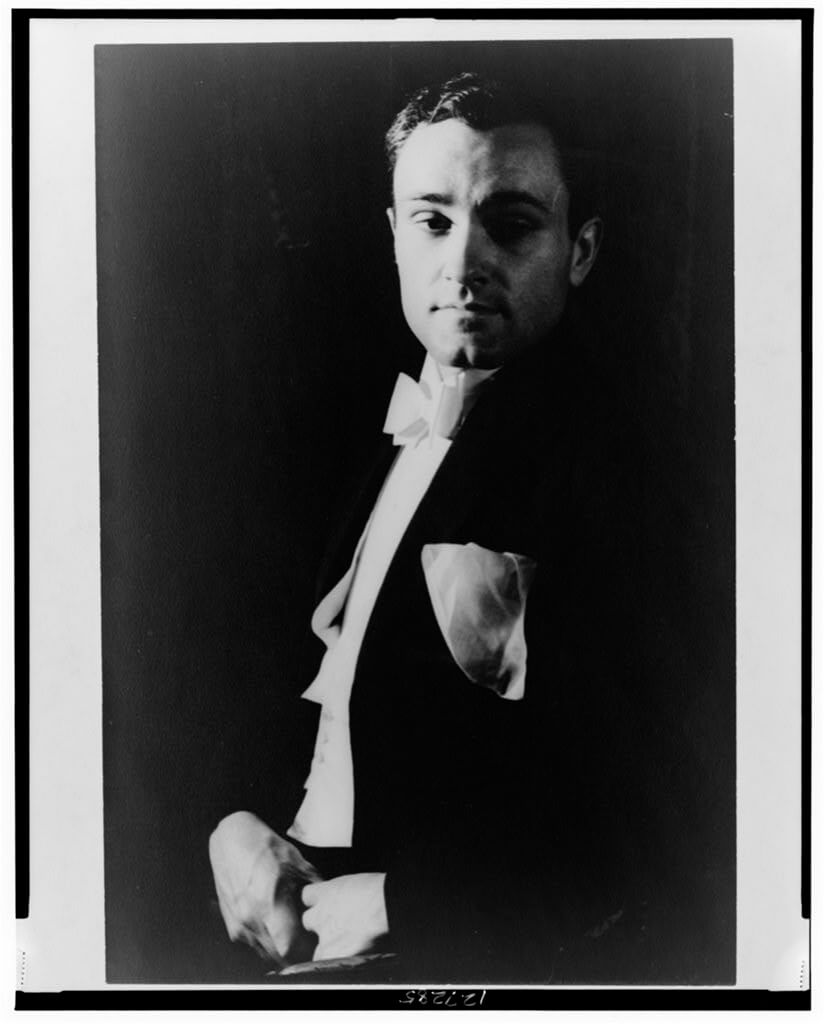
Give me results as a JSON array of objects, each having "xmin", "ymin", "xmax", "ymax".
[{"xmin": 424, "ymin": 333, "xmax": 505, "ymax": 371}]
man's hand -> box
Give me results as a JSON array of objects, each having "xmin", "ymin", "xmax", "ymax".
[
  {"xmin": 301, "ymin": 873, "xmax": 389, "ymax": 961},
  {"xmin": 209, "ymin": 811, "xmax": 320, "ymax": 965}
]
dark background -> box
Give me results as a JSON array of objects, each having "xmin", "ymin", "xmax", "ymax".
[{"xmin": 96, "ymin": 39, "xmax": 734, "ymax": 982}]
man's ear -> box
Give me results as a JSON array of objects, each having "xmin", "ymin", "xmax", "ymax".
[{"xmin": 569, "ymin": 217, "xmax": 603, "ymax": 287}]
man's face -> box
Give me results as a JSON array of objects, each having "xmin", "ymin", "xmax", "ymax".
[{"xmin": 388, "ymin": 118, "xmax": 598, "ymax": 370}]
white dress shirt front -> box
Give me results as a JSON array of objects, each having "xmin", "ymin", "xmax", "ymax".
[{"xmin": 287, "ymin": 355, "xmax": 496, "ymax": 847}]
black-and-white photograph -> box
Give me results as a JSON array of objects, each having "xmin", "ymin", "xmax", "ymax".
[
  {"xmin": 17, "ymin": 11, "xmax": 811, "ymax": 1008},
  {"xmin": 96, "ymin": 38, "xmax": 735, "ymax": 985}
]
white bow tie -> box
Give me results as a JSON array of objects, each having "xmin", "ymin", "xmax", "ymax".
[{"xmin": 382, "ymin": 372, "xmax": 465, "ymax": 447}]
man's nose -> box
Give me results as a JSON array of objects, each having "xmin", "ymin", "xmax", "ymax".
[{"xmin": 442, "ymin": 218, "xmax": 493, "ymax": 287}]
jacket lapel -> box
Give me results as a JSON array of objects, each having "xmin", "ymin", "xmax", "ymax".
[
  {"xmin": 313, "ymin": 436, "xmax": 398, "ymax": 605},
  {"xmin": 399, "ymin": 344, "xmax": 556, "ymax": 547},
  {"xmin": 314, "ymin": 340, "xmax": 567, "ymax": 624}
]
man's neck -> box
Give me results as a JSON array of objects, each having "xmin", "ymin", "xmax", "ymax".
[{"xmin": 420, "ymin": 354, "xmax": 499, "ymax": 392}]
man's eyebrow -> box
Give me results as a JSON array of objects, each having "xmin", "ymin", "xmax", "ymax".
[
  {"xmin": 398, "ymin": 192, "xmax": 453, "ymax": 205},
  {"xmin": 481, "ymin": 190, "xmax": 553, "ymax": 214},
  {"xmin": 397, "ymin": 188, "xmax": 560, "ymax": 212}
]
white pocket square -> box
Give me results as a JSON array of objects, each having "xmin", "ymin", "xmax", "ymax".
[{"xmin": 421, "ymin": 542, "xmax": 537, "ymax": 700}]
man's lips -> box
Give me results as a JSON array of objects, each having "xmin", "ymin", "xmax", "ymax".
[{"xmin": 433, "ymin": 302, "xmax": 506, "ymax": 316}]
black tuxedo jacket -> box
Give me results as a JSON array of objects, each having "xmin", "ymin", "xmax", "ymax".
[{"xmin": 292, "ymin": 331, "xmax": 734, "ymax": 985}]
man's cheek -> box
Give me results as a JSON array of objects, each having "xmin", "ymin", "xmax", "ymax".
[{"xmin": 404, "ymin": 273, "xmax": 431, "ymax": 311}]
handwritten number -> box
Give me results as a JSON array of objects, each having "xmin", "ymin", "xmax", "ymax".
[{"xmin": 399, "ymin": 988, "xmax": 487, "ymax": 1008}]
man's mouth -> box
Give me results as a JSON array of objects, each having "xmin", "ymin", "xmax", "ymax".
[{"xmin": 434, "ymin": 302, "xmax": 505, "ymax": 316}]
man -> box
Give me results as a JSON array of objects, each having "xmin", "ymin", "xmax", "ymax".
[{"xmin": 209, "ymin": 73, "xmax": 731, "ymax": 984}]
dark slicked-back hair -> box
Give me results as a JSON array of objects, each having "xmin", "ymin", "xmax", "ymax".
[{"xmin": 385, "ymin": 71, "xmax": 596, "ymax": 237}]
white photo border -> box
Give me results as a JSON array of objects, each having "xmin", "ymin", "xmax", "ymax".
[{"xmin": 16, "ymin": 10, "xmax": 811, "ymax": 1004}]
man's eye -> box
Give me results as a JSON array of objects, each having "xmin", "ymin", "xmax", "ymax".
[
  {"xmin": 412, "ymin": 213, "xmax": 452, "ymax": 234},
  {"xmin": 485, "ymin": 216, "xmax": 537, "ymax": 244}
]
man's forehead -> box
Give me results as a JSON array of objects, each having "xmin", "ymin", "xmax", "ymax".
[{"xmin": 392, "ymin": 118, "xmax": 565, "ymax": 204}]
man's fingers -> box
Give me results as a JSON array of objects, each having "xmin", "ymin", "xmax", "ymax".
[{"xmin": 302, "ymin": 881, "xmax": 323, "ymax": 906}]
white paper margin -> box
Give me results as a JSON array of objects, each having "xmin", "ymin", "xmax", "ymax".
[{"xmin": 10, "ymin": 8, "xmax": 814, "ymax": 1002}]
